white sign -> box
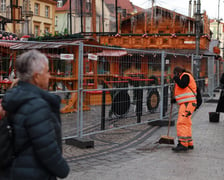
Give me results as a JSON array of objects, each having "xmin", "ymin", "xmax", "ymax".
[
  {"xmin": 88, "ymin": 53, "xmax": 98, "ymax": 61},
  {"xmin": 165, "ymin": 59, "xmax": 169, "ymax": 64},
  {"xmin": 60, "ymin": 54, "xmax": 74, "ymax": 60},
  {"xmin": 184, "ymin": 41, "xmax": 195, "ymax": 44}
]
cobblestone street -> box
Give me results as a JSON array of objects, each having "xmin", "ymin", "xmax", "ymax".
[{"xmin": 59, "ymin": 97, "xmax": 224, "ymax": 180}]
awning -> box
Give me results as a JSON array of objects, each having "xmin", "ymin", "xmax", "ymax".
[
  {"xmin": 9, "ymin": 42, "xmax": 63, "ymax": 50},
  {"xmin": 0, "ymin": 38, "xmax": 99, "ymax": 50},
  {"xmin": 96, "ymin": 50, "xmax": 127, "ymax": 57},
  {"xmin": 141, "ymin": 48, "xmax": 217, "ymax": 57},
  {"xmin": 0, "ymin": 41, "xmax": 17, "ymax": 48}
]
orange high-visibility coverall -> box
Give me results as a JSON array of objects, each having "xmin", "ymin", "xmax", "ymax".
[{"xmin": 174, "ymin": 72, "xmax": 197, "ymax": 147}]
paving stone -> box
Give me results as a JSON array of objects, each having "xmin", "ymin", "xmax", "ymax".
[{"xmin": 60, "ymin": 94, "xmax": 224, "ymax": 180}]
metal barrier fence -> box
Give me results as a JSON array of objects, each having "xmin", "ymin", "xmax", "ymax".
[{"xmin": 0, "ymin": 40, "xmax": 222, "ymax": 141}]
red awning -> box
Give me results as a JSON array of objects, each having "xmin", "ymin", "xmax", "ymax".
[
  {"xmin": 96, "ymin": 50, "xmax": 127, "ymax": 57},
  {"xmin": 0, "ymin": 41, "xmax": 17, "ymax": 48},
  {"xmin": 9, "ymin": 43, "xmax": 63, "ymax": 50}
]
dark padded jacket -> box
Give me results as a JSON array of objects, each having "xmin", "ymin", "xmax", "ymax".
[{"xmin": 0, "ymin": 81, "xmax": 69, "ymax": 180}]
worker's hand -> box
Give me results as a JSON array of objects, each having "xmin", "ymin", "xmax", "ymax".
[
  {"xmin": 173, "ymin": 75, "xmax": 179, "ymax": 82},
  {"xmin": 171, "ymin": 98, "xmax": 176, "ymax": 104}
]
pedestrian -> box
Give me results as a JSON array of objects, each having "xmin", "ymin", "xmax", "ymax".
[
  {"xmin": 171, "ymin": 66, "xmax": 197, "ymax": 152},
  {"xmin": 216, "ymin": 73, "xmax": 224, "ymax": 112},
  {"xmin": 0, "ymin": 50, "xmax": 70, "ymax": 179}
]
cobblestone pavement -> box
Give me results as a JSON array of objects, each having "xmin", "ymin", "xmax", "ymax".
[
  {"xmin": 62, "ymin": 124, "xmax": 161, "ymax": 172},
  {"xmin": 59, "ymin": 94, "xmax": 224, "ymax": 180}
]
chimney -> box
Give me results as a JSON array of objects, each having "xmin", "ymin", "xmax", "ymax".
[
  {"xmin": 193, "ymin": 0, "xmax": 196, "ymax": 17},
  {"xmin": 188, "ymin": 0, "xmax": 192, "ymax": 17}
]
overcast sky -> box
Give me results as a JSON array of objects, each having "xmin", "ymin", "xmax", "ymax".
[{"xmin": 130, "ymin": 0, "xmax": 224, "ymax": 20}]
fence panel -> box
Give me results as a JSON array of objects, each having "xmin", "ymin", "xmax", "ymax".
[{"xmin": 0, "ymin": 40, "xmax": 221, "ymax": 140}]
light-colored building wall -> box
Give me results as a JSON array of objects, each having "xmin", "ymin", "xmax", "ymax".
[
  {"xmin": 31, "ymin": 0, "xmax": 56, "ymax": 36},
  {"xmin": 0, "ymin": 0, "xmax": 12, "ymax": 31},
  {"xmin": 95, "ymin": 0, "xmax": 110, "ymax": 32},
  {"xmin": 55, "ymin": 0, "xmax": 111, "ymax": 34},
  {"xmin": 55, "ymin": 13, "xmax": 68, "ymax": 34},
  {"xmin": 0, "ymin": 0, "xmax": 56, "ymax": 37},
  {"xmin": 0, "ymin": 0, "xmax": 10, "ymax": 18},
  {"xmin": 210, "ymin": 20, "xmax": 224, "ymax": 58}
]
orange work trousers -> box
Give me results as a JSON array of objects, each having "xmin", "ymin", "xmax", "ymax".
[{"xmin": 176, "ymin": 102, "xmax": 196, "ymax": 147}]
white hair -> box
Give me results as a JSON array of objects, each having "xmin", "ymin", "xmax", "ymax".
[{"xmin": 16, "ymin": 50, "xmax": 49, "ymax": 82}]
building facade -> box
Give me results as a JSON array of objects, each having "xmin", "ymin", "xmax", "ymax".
[
  {"xmin": 55, "ymin": 0, "xmax": 113, "ymax": 35},
  {"xmin": 0, "ymin": 0, "xmax": 12, "ymax": 31},
  {"xmin": 210, "ymin": 19, "xmax": 224, "ymax": 58},
  {"xmin": 0, "ymin": 0, "xmax": 56, "ymax": 37},
  {"xmin": 31, "ymin": 0, "xmax": 57, "ymax": 37},
  {"xmin": 55, "ymin": 0, "xmax": 140, "ymax": 35}
]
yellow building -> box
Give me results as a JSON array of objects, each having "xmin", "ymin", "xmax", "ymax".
[
  {"xmin": 0, "ymin": 0, "xmax": 56, "ymax": 37},
  {"xmin": 31, "ymin": 0, "xmax": 57, "ymax": 37}
]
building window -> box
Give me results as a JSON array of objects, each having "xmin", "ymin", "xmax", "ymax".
[
  {"xmin": 1, "ymin": 0, "xmax": 6, "ymax": 12},
  {"xmin": 55, "ymin": 16, "xmax": 58, "ymax": 26},
  {"xmin": 44, "ymin": 23, "xmax": 50, "ymax": 35},
  {"xmin": 44, "ymin": 27, "xmax": 49, "ymax": 34},
  {"xmin": 34, "ymin": 3, "xmax": 39, "ymax": 15},
  {"xmin": 45, "ymin": 6, "xmax": 49, "ymax": 18},
  {"xmin": 57, "ymin": 0, "xmax": 63, "ymax": 7},
  {"xmin": 86, "ymin": 0, "xmax": 91, "ymax": 12},
  {"xmin": 34, "ymin": 25, "xmax": 40, "ymax": 36}
]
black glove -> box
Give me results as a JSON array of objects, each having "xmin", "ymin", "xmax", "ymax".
[
  {"xmin": 171, "ymin": 98, "xmax": 176, "ymax": 104},
  {"xmin": 173, "ymin": 75, "xmax": 179, "ymax": 82}
]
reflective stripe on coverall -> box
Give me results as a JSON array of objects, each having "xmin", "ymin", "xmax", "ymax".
[{"xmin": 174, "ymin": 72, "xmax": 197, "ymax": 147}]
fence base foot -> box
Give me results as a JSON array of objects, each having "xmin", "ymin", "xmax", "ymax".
[
  {"xmin": 148, "ymin": 120, "xmax": 175, "ymax": 127},
  {"xmin": 206, "ymin": 99, "xmax": 218, "ymax": 103},
  {"xmin": 214, "ymin": 89, "xmax": 220, "ymax": 92},
  {"xmin": 65, "ymin": 138, "xmax": 94, "ymax": 149},
  {"xmin": 202, "ymin": 93, "xmax": 210, "ymax": 97}
]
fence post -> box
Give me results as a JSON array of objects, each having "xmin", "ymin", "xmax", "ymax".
[
  {"xmin": 136, "ymin": 85, "xmax": 143, "ymax": 123},
  {"xmin": 78, "ymin": 42, "xmax": 84, "ymax": 138},
  {"xmin": 208, "ymin": 56, "xmax": 214, "ymax": 97},
  {"xmin": 160, "ymin": 51, "xmax": 165, "ymax": 120},
  {"xmin": 101, "ymin": 84, "xmax": 106, "ymax": 130},
  {"xmin": 65, "ymin": 42, "xmax": 94, "ymax": 148}
]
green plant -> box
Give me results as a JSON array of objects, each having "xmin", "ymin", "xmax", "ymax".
[{"xmin": 63, "ymin": 28, "xmax": 68, "ymax": 35}]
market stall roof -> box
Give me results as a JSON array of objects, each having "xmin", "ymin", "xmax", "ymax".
[
  {"xmin": 0, "ymin": 38, "xmax": 100, "ymax": 50},
  {"xmin": 10, "ymin": 42, "xmax": 63, "ymax": 49},
  {"xmin": 0, "ymin": 40, "xmax": 217, "ymax": 57},
  {"xmin": 0, "ymin": 41, "xmax": 68, "ymax": 49},
  {"xmin": 96, "ymin": 49, "xmax": 128, "ymax": 57},
  {"xmin": 0, "ymin": 41, "xmax": 17, "ymax": 48},
  {"xmin": 136, "ymin": 48, "xmax": 217, "ymax": 57}
]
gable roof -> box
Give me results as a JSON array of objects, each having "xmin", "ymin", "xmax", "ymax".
[
  {"xmin": 122, "ymin": 5, "xmax": 195, "ymax": 22},
  {"xmin": 104, "ymin": 0, "xmax": 135, "ymax": 15},
  {"xmin": 56, "ymin": 0, "xmax": 76, "ymax": 11}
]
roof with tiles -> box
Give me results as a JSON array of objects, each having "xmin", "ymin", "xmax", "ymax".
[
  {"xmin": 56, "ymin": 0, "xmax": 76, "ymax": 11},
  {"xmin": 104, "ymin": 0, "xmax": 135, "ymax": 15}
]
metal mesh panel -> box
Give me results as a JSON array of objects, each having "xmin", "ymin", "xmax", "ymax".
[{"xmin": 0, "ymin": 40, "xmax": 221, "ymax": 139}]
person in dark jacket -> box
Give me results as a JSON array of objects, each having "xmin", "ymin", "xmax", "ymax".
[
  {"xmin": 0, "ymin": 50, "xmax": 70, "ymax": 180},
  {"xmin": 216, "ymin": 73, "xmax": 224, "ymax": 112}
]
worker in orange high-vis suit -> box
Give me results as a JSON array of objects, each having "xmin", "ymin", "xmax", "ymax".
[{"xmin": 171, "ymin": 66, "xmax": 197, "ymax": 152}]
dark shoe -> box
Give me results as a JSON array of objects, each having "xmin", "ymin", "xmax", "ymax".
[
  {"xmin": 172, "ymin": 143, "xmax": 188, "ymax": 152},
  {"xmin": 188, "ymin": 145, "xmax": 194, "ymax": 150}
]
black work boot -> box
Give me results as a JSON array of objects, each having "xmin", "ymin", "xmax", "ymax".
[
  {"xmin": 188, "ymin": 145, "xmax": 194, "ymax": 150},
  {"xmin": 172, "ymin": 143, "xmax": 188, "ymax": 152}
]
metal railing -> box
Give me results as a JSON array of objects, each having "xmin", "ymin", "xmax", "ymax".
[{"xmin": 0, "ymin": 40, "xmax": 222, "ymax": 141}]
